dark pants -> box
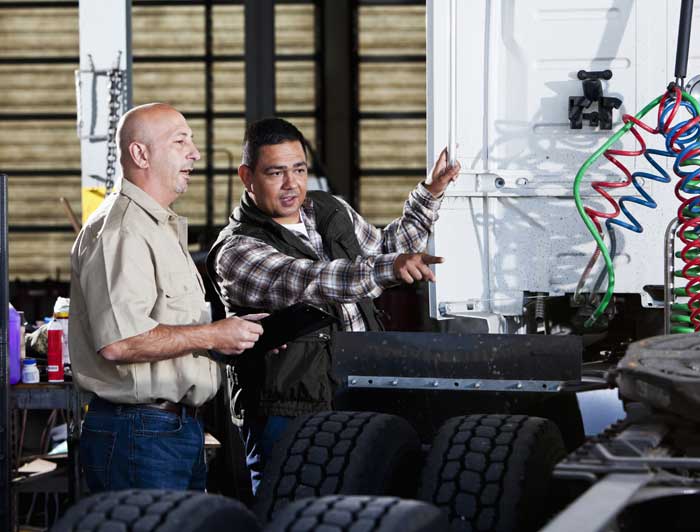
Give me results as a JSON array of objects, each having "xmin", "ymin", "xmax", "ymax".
[
  {"xmin": 80, "ymin": 396, "xmax": 206, "ymax": 493},
  {"xmin": 240, "ymin": 415, "xmax": 293, "ymax": 495}
]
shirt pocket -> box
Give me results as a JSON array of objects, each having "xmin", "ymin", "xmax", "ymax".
[
  {"xmin": 154, "ymin": 272, "xmax": 199, "ymax": 325},
  {"xmin": 165, "ymin": 269, "xmax": 196, "ymax": 294}
]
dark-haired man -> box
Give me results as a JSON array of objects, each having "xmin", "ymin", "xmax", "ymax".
[{"xmin": 208, "ymin": 117, "xmax": 460, "ymax": 492}]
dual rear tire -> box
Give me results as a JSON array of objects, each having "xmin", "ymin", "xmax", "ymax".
[
  {"xmin": 257, "ymin": 411, "xmax": 565, "ymax": 531},
  {"xmin": 53, "ymin": 412, "xmax": 565, "ymax": 532}
]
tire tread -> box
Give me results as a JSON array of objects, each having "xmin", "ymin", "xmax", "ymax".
[
  {"xmin": 52, "ymin": 489, "xmax": 260, "ymax": 532},
  {"xmin": 419, "ymin": 414, "xmax": 566, "ymax": 532},
  {"xmin": 266, "ymin": 495, "xmax": 447, "ymax": 532},
  {"xmin": 256, "ymin": 411, "xmax": 422, "ymax": 523}
]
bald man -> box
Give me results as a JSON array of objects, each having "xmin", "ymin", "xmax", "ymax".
[{"xmin": 69, "ymin": 103, "xmax": 264, "ymax": 492}]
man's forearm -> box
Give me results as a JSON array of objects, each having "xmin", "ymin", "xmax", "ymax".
[
  {"xmin": 99, "ymin": 323, "xmax": 213, "ymax": 363},
  {"xmin": 217, "ymin": 241, "xmax": 399, "ymax": 310},
  {"xmin": 380, "ymin": 184, "xmax": 442, "ymax": 253},
  {"xmin": 347, "ymin": 184, "xmax": 442, "ymax": 255}
]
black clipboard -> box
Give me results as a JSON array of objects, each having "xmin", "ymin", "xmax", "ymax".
[
  {"xmin": 207, "ymin": 302, "xmax": 338, "ymax": 363},
  {"xmin": 245, "ymin": 302, "xmax": 338, "ymax": 355}
]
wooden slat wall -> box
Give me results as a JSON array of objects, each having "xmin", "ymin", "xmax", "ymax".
[
  {"xmin": 0, "ymin": 121, "xmax": 79, "ymax": 170},
  {"xmin": 0, "ymin": 64, "xmax": 77, "ymax": 113},
  {"xmin": 0, "ymin": 2, "xmax": 427, "ymax": 281},
  {"xmin": 357, "ymin": 5, "xmax": 427, "ymax": 223},
  {"xmin": 360, "ymin": 119, "xmax": 425, "ymax": 170},
  {"xmin": 360, "ymin": 176, "xmax": 419, "ymax": 226},
  {"xmin": 8, "ymin": 232, "xmax": 77, "ymax": 280},
  {"xmin": 360, "ymin": 62, "xmax": 425, "ymax": 112},
  {"xmin": 0, "ymin": 6, "xmax": 78, "ymax": 57},
  {"xmin": 275, "ymin": 4, "xmax": 315, "ymax": 54},
  {"xmin": 358, "ymin": 5, "xmax": 425, "ymax": 55}
]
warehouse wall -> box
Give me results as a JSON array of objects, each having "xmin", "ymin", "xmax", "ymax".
[
  {"xmin": 0, "ymin": 1, "xmax": 426, "ymax": 281},
  {"xmin": 359, "ymin": 5, "xmax": 425, "ymax": 224}
]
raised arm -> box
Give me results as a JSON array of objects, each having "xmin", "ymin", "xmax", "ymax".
[
  {"xmin": 342, "ymin": 148, "xmax": 461, "ymax": 255},
  {"xmin": 214, "ymin": 235, "xmax": 401, "ymax": 310}
]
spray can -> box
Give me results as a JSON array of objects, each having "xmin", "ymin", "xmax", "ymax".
[{"xmin": 47, "ymin": 318, "xmax": 64, "ymax": 383}]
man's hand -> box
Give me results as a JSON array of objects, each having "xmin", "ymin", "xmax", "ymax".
[
  {"xmin": 211, "ymin": 316, "xmax": 264, "ymax": 355},
  {"xmin": 425, "ymin": 147, "xmax": 461, "ymax": 198},
  {"xmin": 240, "ymin": 313, "xmax": 287, "ymax": 354},
  {"xmin": 393, "ymin": 253, "xmax": 444, "ymax": 284}
]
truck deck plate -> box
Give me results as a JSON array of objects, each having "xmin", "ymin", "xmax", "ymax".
[{"xmin": 333, "ymin": 331, "xmax": 582, "ymax": 383}]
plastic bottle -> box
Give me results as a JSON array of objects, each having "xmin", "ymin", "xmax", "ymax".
[
  {"xmin": 53, "ymin": 297, "xmax": 70, "ymax": 376},
  {"xmin": 55, "ymin": 310, "xmax": 70, "ymax": 376},
  {"xmin": 21, "ymin": 358, "xmax": 39, "ymax": 384},
  {"xmin": 8, "ymin": 304, "xmax": 21, "ymax": 385},
  {"xmin": 47, "ymin": 318, "xmax": 64, "ymax": 383}
]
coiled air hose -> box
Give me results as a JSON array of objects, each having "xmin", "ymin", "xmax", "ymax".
[{"xmin": 573, "ymin": 86, "xmax": 700, "ymax": 329}]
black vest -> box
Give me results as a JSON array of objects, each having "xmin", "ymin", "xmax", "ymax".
[{"xmin": 207, "ymin": 191, "xmax": 382, "ymax": 416}]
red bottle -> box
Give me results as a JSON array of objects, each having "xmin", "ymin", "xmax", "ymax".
[{"xmin": 47, "ymin": 319, "xmax": 64, "ymax": 383}]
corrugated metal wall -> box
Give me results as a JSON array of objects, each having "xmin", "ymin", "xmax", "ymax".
[{"xmin": 1, "ymin": 1, "xmax": 426, "ymax": 280}]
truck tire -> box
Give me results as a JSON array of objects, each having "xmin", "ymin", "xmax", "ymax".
[
  {"xmin": 418, "ymin": 414, "xmax": 566, "ymax": 532},
  {"xmin": 265, "ymin": 495, "xmax": 448, "ymax": 532},
  {"xmin": 51, "ymin": 489, "xmax": 260, "ymax": 532},
  {"xmin": 255, "ymin": 411, "xmax": 422, "ymax": 523}
]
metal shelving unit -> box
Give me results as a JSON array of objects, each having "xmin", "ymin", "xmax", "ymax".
[
  {"xmin": 5, "ymin": 381, "xmax": 90, "ymax": 530},
  {"xmin": 11, "ymin": 383, "xmax": 90, "ymax": 508},
  {"xmin": 0, "ymin": 167, "xmax": 88, "ymax": 526}
]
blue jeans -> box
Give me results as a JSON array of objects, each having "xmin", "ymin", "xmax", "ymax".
[
  {"xmin": 240, "ymin": 415, "xmax": 293, "ymax": 495},
  {"xmin": 80, "ymin": 397, "xmax": 206, "ymax": 493}
]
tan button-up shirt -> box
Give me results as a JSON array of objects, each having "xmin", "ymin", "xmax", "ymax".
[{"xmin": 69, "ymin": 179, "xmax": 220, "ymax": 407}]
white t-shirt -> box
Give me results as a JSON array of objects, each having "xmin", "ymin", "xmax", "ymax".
[
  {"xmin": 285, "ymin": 221, "xmax": 309, "ymax": 238},
  {"xmin": 284, "ymin": 211, "xmax": 310, "ymax": 238}
]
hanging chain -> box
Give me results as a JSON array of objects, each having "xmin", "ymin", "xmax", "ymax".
[{"xmin": 104, "ymin": 67, "xmax": 125, "ymax": 193}]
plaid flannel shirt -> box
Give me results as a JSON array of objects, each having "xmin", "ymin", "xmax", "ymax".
[{"xmin": 214, "ymin": 183, "xmax": 443, "ymax": 331}]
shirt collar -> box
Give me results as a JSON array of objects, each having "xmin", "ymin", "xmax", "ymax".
[
  {"xmin": 119, "ymin": 178, "xmax": 177, "ymax": 224},
  {"xmin": 301, "ymin": 195, "xmax": 315, "ymax": 217}
]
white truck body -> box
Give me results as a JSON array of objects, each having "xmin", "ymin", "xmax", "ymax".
[{"xmin": 427, "ymin": 0, "xmax": 700, "ymax": 327}]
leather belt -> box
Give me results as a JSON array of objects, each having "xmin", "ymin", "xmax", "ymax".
[
  {"xmin": 88, "ymin": 396, "xmax": 198, "ymax": 418},
  {"xmin": 145, "ymin": 400, "xmax": 198, "ymax": 418}
]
